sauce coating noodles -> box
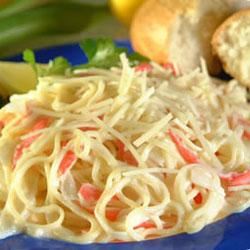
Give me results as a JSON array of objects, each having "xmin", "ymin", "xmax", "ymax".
[{"xmin": 0, "ymin": 54, "xmax": 249, "ymax": 243}]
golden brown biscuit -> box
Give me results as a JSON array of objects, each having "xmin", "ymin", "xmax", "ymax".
[
  {"xmin": 212, "ymin": 8, "xmax": 250, "ymax": 86},
  {"xmin": 130, "ymin": 0, "xmax": 233, "ymax": 74}
]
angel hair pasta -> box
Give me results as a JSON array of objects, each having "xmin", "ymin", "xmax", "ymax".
[{"xmin": 0, "ymin": 54, "xmax": 249, "ymax": 243}]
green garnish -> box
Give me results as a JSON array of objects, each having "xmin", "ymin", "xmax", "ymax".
[
  {"xmin": 23, "ymin": 49, "xmax": 36, "ymax": 73},
  {"xmin": 80, "ymin": 38, "xmax": 148, "ymax": 68},
  {"xmin": 79, "ymin": 38, "xmax": 127, "ymax": 69},
  {"xmin": 46, "ymin": 57, "xmax": 71, "ymax": 76},
  {"xmin": 23, "ymin": 38, "xmax": 149, "ymax": 77},
  {"xmin": 23, "ymin": 49, "xmax": 71, "ymax": 77}
]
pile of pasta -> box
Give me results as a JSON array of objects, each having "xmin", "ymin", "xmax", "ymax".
[{"xmin": 0, "ymin": 55, "xmax": 249, "ymax": 243}]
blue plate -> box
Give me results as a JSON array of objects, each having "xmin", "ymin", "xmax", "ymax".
[{"xmin": 2, "ymin": 42, "xmax": 250, "ymax": 250}]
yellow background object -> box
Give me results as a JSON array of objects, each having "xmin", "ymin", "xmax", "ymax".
[
  {"xmin": 0, "ymin": 62, "xmax": 36, "ymax": 96},
  {"xmin": 109, "ymin": 0, "xmax": 145, "ymax": 25}
]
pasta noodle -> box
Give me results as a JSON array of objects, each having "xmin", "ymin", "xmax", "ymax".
[{"xmin": 0, "ymin": 53, "xmax": 249, "ymax": 243}]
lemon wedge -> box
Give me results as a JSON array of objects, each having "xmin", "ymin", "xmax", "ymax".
[
  {"xmin": 0, "ymin": 62, "xmax": 36, "ymax": 96},
  {"xmin": 109, "ymin": 0, "xmax": 145, "ymax": 25}
]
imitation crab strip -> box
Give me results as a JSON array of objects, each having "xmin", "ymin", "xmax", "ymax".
[
  {"xmin": 243, "ymin": 130, "xmax": 250, "ymax": 140},
  {"xmin": 230, "ymin": 115, "xmax": 250, "ymax": 140},
  {"xmin": 237, "ymin": 117, "xmax": 250, "ymax": 140},
  {"xmin": 135, "ymin": 62, "xmax": 177, "ymax": 76},
  {"xmin": 115, "ymin": 139, "xmax": 138, "ymax": 166},
  {"xmin": 134, "ymin": 220, "xmax": 156, "ymax": 229},
  {"xmin": 135, "ymin": 63, "xmax": 153, "ymax": 73},
  {"xmin": 168, "ymin": 130, "xmax": 199, "ymax": 164},
  {"xmin": 0, "ymin": 121, "xmax": 4, "ymax": 130},
  {"xmin": 58, "ymin": 150, "xmax": 77, "ymax": 175},
  {"xmin": 78, "ymin": 183, "xmax": 120, "ymax": 221},
  {"xmin": 191, "ymin": 184, "xmax": 203, "ymax": 205},
  {"xmin": 162, "ymin": 63, "xmax": 177, "ymax": 76},
  {"xmin": 78, "ymin": 183, "xmax": 102, "ymax": 203},
  {"xmin": 220, "ymin": 170, "xmax": 250, "ymax": 186},
  {"xmin": 194, "ymin": 192, "xmax": 203, "ymax": 204},
  {"xmin": 13, "ymin": 117, "xmax": 50, "ymax": 167},
  {"xmin": 59, "ymin": 126, "xmax": 100, "ymax": 174},
  {"xmin": 80, "ymin": 127, "xmax": 98, "ymax": 132}
]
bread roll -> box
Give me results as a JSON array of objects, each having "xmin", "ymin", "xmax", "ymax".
[
  {"xmin": 130, "ymin": 0, "xmax": 233, "ymax": 75},
  {"xmin": 228, "ymin": 0, "xmax": 250, "ymax": 11},
  {"xmin": 212, "ymin": 8, "xmax": 250, "ymax": 86}
]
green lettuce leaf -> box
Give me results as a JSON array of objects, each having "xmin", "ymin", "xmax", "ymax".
[
  {"xmin": 23, "ymin": 38, "xmax": 149, "ymax": 77},
  {"xmin": 23, "ymin": 49, "xmax": 71, "ymax": 77},
  {"xmin": 79, "ymin": 38, "xmax": 148, "ymax": 69}
]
